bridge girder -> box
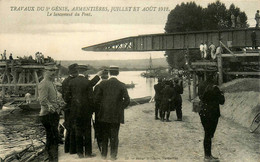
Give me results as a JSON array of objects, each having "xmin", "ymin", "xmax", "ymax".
[{"xmin": 82, "ymin": 28, "xmax": 260, "ymax": 52}]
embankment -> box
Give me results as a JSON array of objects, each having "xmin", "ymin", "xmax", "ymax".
[{"xmin": 220, "ymin": 78, "xmax": 260, "ymax": 132}]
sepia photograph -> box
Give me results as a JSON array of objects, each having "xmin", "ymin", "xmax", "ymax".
[{"xmin": 0, "ymin": 0, "xmax": 259, "ymax": 161}]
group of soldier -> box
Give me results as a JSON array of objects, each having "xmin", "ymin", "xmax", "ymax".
[
  {"xmin": 38, "ymin": 63, "xmax": 130, "ymax": 161},
  {"xmin": 154, "ymin": 72, "xmax": 226, "ymax": 161},
  {"xmin": 38, "ymin": 63, "xmax": 226, "ymax": 162},
  {"xmin": 154, "ymin": 76, "xmax": 183, "ymax": 122}
]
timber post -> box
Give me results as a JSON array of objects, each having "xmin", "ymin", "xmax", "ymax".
[
  {"xmin": 192, "ymin": 72, "xmax": 197, "ymax": 99},
  {"xmin": 33, "ymin": 70, "xmax": 39, "ymax": 100},
  {"xmin": 217, "ymin": 53, "xmax": 223, "ymax": 85}
]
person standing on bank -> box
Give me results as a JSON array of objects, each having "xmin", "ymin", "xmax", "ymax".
[
  {"xmin": 160, "ymin": 80, "xmax": 175, "ymax": 122},
  {"xmin": 93, "ymin": 69, "xmax": 109, "ymax": 152},
  {"xmin": 61, "ymin": 63, "xmax": 78, "ymax": 154},
  {"xmin": 198, "ymin": 73, "xmax": 225, "ymax": 161},
  {"xmin": 68, "ymin": 65, "xmax": 101, "ymax": 158},
  {"xmin": 38, "ymin": 65, "xmax": 60, "ymax": 162},
  {"xmin": 255, "ymin": 10, "xmax": 260, "ymax": 28},
  {"xmin": 95, "ymin": 66, "xmax": 130, "ymax": 160},
  {"xmin": 173, "ymin": 77, "xmax": 183, "ymax": 121},
  {"xmin": 251, "ymin": 31, "xmax": 257, "ymax": 49},
  {"xmin": 154, "ymin": 78, "xmax": 164, "ymax": 120}
]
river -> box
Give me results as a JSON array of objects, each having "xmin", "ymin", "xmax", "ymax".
[
  {"xmin": 0, "ymin": 71, "xmax": 157, "ymax": 159},
  {"xmin": 106, "ymin": 70, "xmax": 156, "ymax": 98}
]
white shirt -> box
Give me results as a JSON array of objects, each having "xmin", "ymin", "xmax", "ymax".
[{"xmin": 200, "ymin": 44, "xmax": 204, "ymax": 51}]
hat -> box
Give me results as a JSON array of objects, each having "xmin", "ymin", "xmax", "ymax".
[
  {"xmin": 109, "ymin": 65, "xmax": 119, "ymax": 71},
  {"xmin": 76, "ymin": 65, "xmax": 89, "ymax": 70},
  {"xmin": 44, "ymin": 64, "xmax": 58, "ymax": 70},
  {"xmin": 68, "ymin": 63, "xmax": 78, "ymax": 74},
  {"xmin": 109, "ymin": 65, "xmax": 119, "ymax": 76}
]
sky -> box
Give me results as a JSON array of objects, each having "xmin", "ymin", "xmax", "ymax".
[{"xmin": 0, "ymin": 0, "xmax": 259, "ymax": 60}]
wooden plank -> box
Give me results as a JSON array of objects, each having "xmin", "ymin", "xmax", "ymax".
[
  {"xmin": 14, "ymin": 65, "xmax": 45, "ymax": 69},
  {"xmin": 191, "ymin": 62, "xmax": 217, "ymax": 66},
  {"xmin": 224, "ymin": 71, "xmax": 260, "ymax": 75},
  {"xmin": 189, "ymin": 68, "xmax": 217, "ymax": 72},
  {"xmin": 221, "ymin": 53, "xmax": 260, "ymax": 57},
  {"xmin": 0, "ymin": 83, "xmax": 37, "ymax": 87}
]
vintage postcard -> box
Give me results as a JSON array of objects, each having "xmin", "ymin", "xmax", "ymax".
[{"xmin": 0, "ymin": 0, "xmax": 259, "ymax": 161}]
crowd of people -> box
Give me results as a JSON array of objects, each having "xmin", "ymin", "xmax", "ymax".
[
  {"xmin": 154, "ymin": 75, "xmax": 183, "ymax": 122},
  {"xmin": 38, "ymin": 63, "xmax": 130, "ymax": 161},
  {"xmin": 0, "ymin": 50, "xmax": 13, "ymax": 61},
  {"xmin": 0, "ymin": 50, "xmax": 54, "ymax": 63}
]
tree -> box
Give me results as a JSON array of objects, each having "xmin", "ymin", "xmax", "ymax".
[
  {"xmin": 165, "ymin": 2, "xmax": 203, "ymax": 33},
  {"xmin": 203, "ymin": 0, "xmax": 229, "ymax": 30}
]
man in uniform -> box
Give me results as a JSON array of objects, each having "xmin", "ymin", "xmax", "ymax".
[
  {"xmin": 255, "ymin": 10, "xmax": 260, "ymax": 28},
  {"xmin": 173, "ymin": 77, "xmax": 183, "ymax": 121},
  {"xmin": 68, "ymin": 65, "xmax": 101, "ymax": 158},
  {"xmin": 61, "ymin": 63, "xmax": 78, "ymax": 154},
  {"xmin": 160, "ymin": 80, "xmax": 175, "ymax": 122},
  {"xmin": 251, "ymin": 31, "xmax": 257, "ymax": 49},
  {"xmin": 198, "ymin": 73, "xmax": 225, "ymax": 161},
  {"xmin": 154, "ymin": 78, "xmax": 164, "ymax": 120},
  {"xmin": 38, "ymin": 64, "xmax": 60, "ymax": 162},
  {"xmin": 95, "ymin": 66, "xmax": 130, "ymax": 160}
]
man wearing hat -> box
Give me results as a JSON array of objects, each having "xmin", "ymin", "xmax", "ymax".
[
  {"xmin": 62, "ymin": 63, "xmax": 78, "ymax": 154},
  {"xmin": 38, "ymin": 64, "xmax": 60, "ymax": 162},
  {"xmin": 154, "ymin": 78, "xmax": 164, "ymax": 120},
  {"xmin": 173, "ymin": 77, "xmax": 183, "ymax": 121},
  {"xmin": 68, "ymin": 64, "xmax": 102, "ymax": 158},
  {"xmin": 95, "ymin": 66, "xmax": 130, "ymax": 160},
  {"xmin": 93, "ymin": 69, "xmax": 109, "ymax": 152},
  {"xmin": 198, "ymin": 72, "xmax": 225, "ymax": 161}
]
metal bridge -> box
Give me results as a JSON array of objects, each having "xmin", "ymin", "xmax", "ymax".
[{"xmin": 82, "ymin": 28, "xmax": 260, "ymax": 52}]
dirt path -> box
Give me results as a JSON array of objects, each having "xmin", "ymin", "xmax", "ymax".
[{"xmin": 59, "ymin": 97, "xmax": 260, "ymax": 161}]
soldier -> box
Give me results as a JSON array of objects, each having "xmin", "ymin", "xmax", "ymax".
[
  {"xmin": 160, "ymin": 80, "xmax": 175, "ymax": 122},
  {"xmin": 255, "ymin": 10, "xmax": 260, "ymax": 28},
  {"xmin": 173, "ymin": 77, "xmax": 183, "ymax": 121},
  {"xmin": 95, "ymin": 66, "xmax": 130, "ymax": 160},
  {"xmin": 38, "ymin": 64, "xmax": 60, "ymax": 162},
  {"xmin": 61, "ymin": 63, "xmax": 78, "ymax": 154},
  {"xmin": 198, "ymin": 73, "xmax": 225, "ymax": 161},
  {"xmin": 68, "ymin": 65, "xmax": 101, "ymax": 158},
  {"xmin": 154, "ymin": 78, "xmax": 164, "ymax": 120},
  {"xmin": 231, "ymin": 13, "xmax": 236, "ymax": 28},
  {"xmin": 251, "ymin": 31, "xmax": 257, "ymax": 49}
]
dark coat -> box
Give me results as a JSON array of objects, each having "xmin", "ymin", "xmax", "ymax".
[
  {"xmin": 173, "ymin": 83, "xmax": 183, "ymax": 105},
  {"xmin": 95, "ymin": 77, "xmax": 130, "ymax": 124},
  {"xmin": 62, "ymin": 75, "xmax": 76, "ymax": 108},
  {"xmin": 154, "ymin": 82, "xmax": 164, "ymax": 101},
  {"xmin": 198, "ymin": 80, "xmax": 225, "ymax": 118},
  {"xmin": 160, "ymin": 85, "xmax": 176, "ymax": 111},
  {"xmin": 68, "ymin": 75, "xmax": 100, "ymax": 119}
]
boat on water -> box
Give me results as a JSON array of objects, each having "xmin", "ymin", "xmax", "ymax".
[
  {"xmin": 125, "ymin": 81, "xmax": 136, "ymax": 88},
  {"xmin": 128, "ymin": 96, "xmax": 152, "ymax": 106},
  {"xmin": 4, "ymin": 96, "xmax": 152, "ymax": 111},
  {"xmin": 140, "ymin": 54, "xmax": 168, "ymax": 78}
]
